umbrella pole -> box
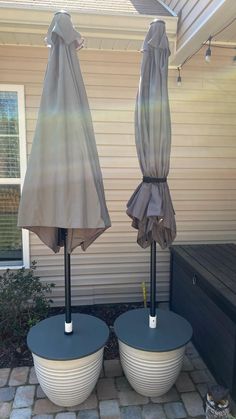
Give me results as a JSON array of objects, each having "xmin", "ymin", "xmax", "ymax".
[
  {"xmin": 64, "ymin": 229, "xmax": 73, "ymax": 334},
  {"xmin": 149, "ymin": 240, "xmax": 157, "ymax": 328}
]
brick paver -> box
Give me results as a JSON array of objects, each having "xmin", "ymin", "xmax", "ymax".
[
  {"xmin": 55, "ymin": 413, "xmax": 76, "ymax": 418},
  {"xmin": 77, "ymin": 409, "xmax": 99, "ymax": 419},
  {"xmin": 104, "ymin": 360, "xmax": 123, "ymax": 378},
  {"xmin": 33, "ymin": 399, "xmax": 62, "ymax": 415},
  {"xmin": 175, "ymin": 372, "xmax": 195, "ymax": 393},
  {"xmin": 9, "ymin": 368, "xmax": 29, "ymax": 387},
  {"xmin": 196, "ymin": 383, "xmax": 208, "ymax": 398},
  {"xmin": 36, "ymin": 386, "xmax": 46, "ymax": 399},
  {"xmin": 10, "ymin": 407, "xmax": 32, "ymax": 419},
  {"xmin": 0, "ymin": 386, "xmax": 15, "ymax": 402},
  {"xmin": 115, "ymin": 376, "xmax": 132, "ymax": 392},
  {"xmin": 151, "ymin": 386, "xmax": 180, "ymax": 403},
  {"xmin": 142, "ymin": 403, "xmax": 167, "ymax": 419},
  {"xmin": 191, "ymin": 357, "xmax": 207, "ymax": 370},
  {"xmin": 99, "ymin": 400, "xmax": 121, "ymax": 419},
  {"xmin": 97, "ymin": 378, "xmax": 118, "ymax": 400},
  {"xmin": 190, "ymin": 369, "xmax": 210, "ymax": 384},
  {"xmin": 0, "ymin": 401, "xmax": 12, "ymax": 418},
  {"xmin": 164, "ymin": 402, "xmax": 187, "ymax": 419},
  {"xmin": 120, "ymin": 405, "xmax": 142, "ymax": 419},
  {"xmin": 66, "ymin": 392, "xmax": 98, "ymax": 412},
  {"xmin": 13, "ymin": 385, "xmax": 35, "ymax": 408},
  {"xmin": 181, "ymin": 392, "xmax": 205, "ymax": 417},
  {"xmin": 182, "ymin": 356, "xmax": 194, "ymax": 372},
  {"xmin": 118, "ymin": 389, "xmax": 149, "ymax": 406},
  {"xmin": 0, "ymin": 368, "xmax": 10, "ymax": 387},
  {"xmin": 29, "ymin": 368, "xmax": 38, "ymax": 385}
]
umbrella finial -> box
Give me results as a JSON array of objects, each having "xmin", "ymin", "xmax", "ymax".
[
  {"xmin": 55, "ymin": 10, "xmax": 71, "ymax": 17},
  {"xmin": 151, "ymin": 19, "xmax": 165, "ymax": 25}
]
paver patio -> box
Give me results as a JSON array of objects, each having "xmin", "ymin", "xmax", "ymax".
[{"xmin": 0, "ymin": 342, "xmax": 235, "ymax": 418}]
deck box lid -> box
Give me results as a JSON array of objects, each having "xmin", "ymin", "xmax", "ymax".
[{"xmin": 170, "ymin": 244, "xmax": 236, "ymax": 322}]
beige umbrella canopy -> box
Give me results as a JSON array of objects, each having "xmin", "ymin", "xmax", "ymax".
[
  {"xmin": 18, "ymin": 11, "xmax": 111, "ymax": 254},
  {"xmin": 18, "ymin": 11, "xmax": 111, "ymax": 333},
  {"xmin": 127, "ymin": 20, "xmax": 176, "ymax": 250},
  {"xmin": 126, "ymin": 20, "xmax": 176, "ymax": 326}
]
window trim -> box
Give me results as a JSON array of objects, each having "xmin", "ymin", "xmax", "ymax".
[{"xmin": 0, "ymin": 84, "xmax": 29, "ymax": 269}]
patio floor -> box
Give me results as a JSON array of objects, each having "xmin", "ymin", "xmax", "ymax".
[{"xmin": 1, "ymin": 340, "xmax": 234, "ymax": 419}]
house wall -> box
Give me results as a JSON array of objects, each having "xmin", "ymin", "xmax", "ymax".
[{"xmin": 0, "ymin": 45, "xmax": 235, "ymax": 306}]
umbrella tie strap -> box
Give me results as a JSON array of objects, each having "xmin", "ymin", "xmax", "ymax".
[{"xmin": 143, "ymin": 176, "xmax": 167, "ymax": 183}]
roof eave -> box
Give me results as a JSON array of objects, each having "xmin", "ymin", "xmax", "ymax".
[{"xmin": 0, "ymin": 7, "xmax": 178, "ymax": 44}]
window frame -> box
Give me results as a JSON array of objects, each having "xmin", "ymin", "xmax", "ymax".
[{"xmin": 0, "ymin": 84, "xmax": 29, "ymax": 269}]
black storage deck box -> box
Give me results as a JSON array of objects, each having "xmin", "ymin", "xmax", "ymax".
[{"xmin": 170, "ymin": 244, "xmax": 236, "ymax": 399}]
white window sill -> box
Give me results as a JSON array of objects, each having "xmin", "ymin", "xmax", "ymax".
[{"xmin": 0, "ymin": 264, "xmax": 25, "ymax": 271}]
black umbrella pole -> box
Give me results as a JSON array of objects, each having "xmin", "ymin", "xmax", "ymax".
[
  {"xmin": 64, "ymin": 229, "xmax": 73, "ymax": 334},
  {"xmin": 149, "ymin": 240, "xmax": 157, "ymax": 328}
]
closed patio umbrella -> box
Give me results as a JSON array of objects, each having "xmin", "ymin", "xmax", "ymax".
[
  {"xmin": 18, "ymin": 11, "xmax": 111, "ymax": 334},
  {"xmin": 127, "ymin": 19, "xmax": 176, "ymax": 328},
  {"xmin": 114, "ymin": 23, "xmax": 191, "ymax": 396}
]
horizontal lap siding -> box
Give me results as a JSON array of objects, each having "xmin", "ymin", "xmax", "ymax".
[
  {"xmin": 162, "ymin": 0, "xmax": 218, "ymax": 49},
  {"xmin": 0, "ymin": 45, "xmax": 235, "ymax": 305}
]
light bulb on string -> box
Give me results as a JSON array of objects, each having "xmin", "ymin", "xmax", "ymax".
[
  {"xmin": 177, "ymin": 67, "xmax": 182, "ymax": 86},
  {"xmin": 173, "ymin": 20, "xmax": 236, "ymax": 80},
  {"xmin": 205, "ymin": 36, "xmax": 212, "ymax": 63}
]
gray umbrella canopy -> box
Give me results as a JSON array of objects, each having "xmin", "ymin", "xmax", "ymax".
[
  {"xmin": 127, "ymin": 20, "xmax": 176, "ymax": 250},
  {"xmin": 18, "ymin": 12, "xmax": 111, "ymax": 253}
]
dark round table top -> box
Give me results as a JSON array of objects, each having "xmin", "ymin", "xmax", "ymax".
[
  {"xmin": 27, "ymin": 314, "xmax": 109, "ymax": 360},
  {"xmin": 114, "ymin": 308, "xmax": 192, "ymax": 352}
]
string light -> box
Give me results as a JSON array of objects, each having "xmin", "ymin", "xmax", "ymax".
[
  {"xmin": 205, "ymin": 36, "xmax": 212, "ymax": 62},
  {"xmin": 177, "ymin": 67, "xmax": 182, "ymax": 86},
  {"xmin": 175, "ymin": 17, "xmax": 236, "ymax": 85}
]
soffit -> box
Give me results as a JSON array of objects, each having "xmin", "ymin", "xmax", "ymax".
[{"xmin": 0, "ymin": 1, "xmax": 178, "ymax": 53}]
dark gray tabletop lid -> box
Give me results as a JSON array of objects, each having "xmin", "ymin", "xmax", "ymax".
[
  {"xmin": 114, "ymin": 308, "xmax": 192, "ymax": 352},
  {"xmin": 27, "ymin": 314, "xmax": 109, "ymax": 360}
]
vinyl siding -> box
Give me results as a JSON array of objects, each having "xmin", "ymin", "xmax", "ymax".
[
  {"xmin": 0, "ymin": 45, "xmax": 235, "ymax": 305},
  {"xmin": 163, "ymin": 0, "xmax": 227, "ymax": 48}
]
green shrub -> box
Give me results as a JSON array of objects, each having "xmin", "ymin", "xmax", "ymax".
[{"xmin": 0, "ymin": 261, "xmax": 54, "ymax": 348}]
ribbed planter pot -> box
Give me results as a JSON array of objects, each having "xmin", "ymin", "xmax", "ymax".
[
  {"xmin": 32, "ymin": 348, "xmax": 103, "ymax": 406},
  {"xmin": 27, "ymin": 314, "xmax": 109, "ymax": 407},
  {"xmin": 119, "ymin": 341, "xmax": 185, "ymax": 397},
  {"xmin": 114, "ymin": 308, "xmax": 192, "ymax": 398}
]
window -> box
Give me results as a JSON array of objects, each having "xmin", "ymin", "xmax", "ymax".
[{"xmin": 0, "ymin": 85, "xmax": 29, "ymax": 268}]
